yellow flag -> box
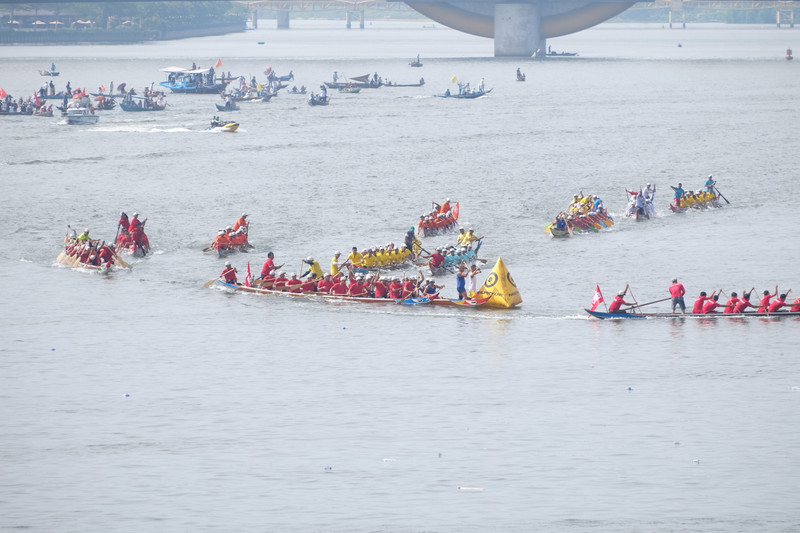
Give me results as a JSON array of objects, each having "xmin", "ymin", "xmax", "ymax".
[
  {"xmin": 256, "ymin": 83, "xmax": 262, "ymax": 91},
  {"xmin": 475, "ymin": 257, "xmax": 522, "ymax": 308},
  {"xmin": 450, "ymin": 75, "xmax": 458, "ymax": 84}
]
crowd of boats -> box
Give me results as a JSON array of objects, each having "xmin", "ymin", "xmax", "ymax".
[
  {"xmin": 205, "ymin": 197, "xmax": 520, "ymax": 309},
  {"xmin": 2, "ymin": 55, "xmax": 544, "ymax": 124},
  {"xmin": 546, "ymin": 176, "xmax": 729, "ymax": 238},
  {"xmin": 56, "ymin": 198, "xmax": 521, "ymax": 310}
]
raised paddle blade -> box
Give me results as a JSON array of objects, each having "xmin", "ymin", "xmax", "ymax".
[{"xmin": 203, "ymin": 278, "xmax": 220, "ymax": 288}]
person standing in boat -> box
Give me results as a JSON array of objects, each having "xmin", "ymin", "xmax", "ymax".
[
  {"xmin": 466, "ymin": 264, "xmax": 481, "ymax": 299},
  {"xmin": 670, "ymin": 183, "xmax": 685, "ymax": 207},
  {"xmin": 669, "ymin": 278, "xmax": 687, "ymax": 314},
  {"xmin": 456, "ymin": 262, "xmax": 469, "ymax": 300},
  {"xmin": 704, "ymin": 175, "xmax": 717, "ymax": 195},
  {"xmin": 260, "ymin": 251, "xmax": 282, "ymax": 280}
]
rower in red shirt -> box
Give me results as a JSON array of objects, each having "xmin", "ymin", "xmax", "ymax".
[
  {"xmin": 701, "ymin": 294, "xmax": 725, "ymax": 314},
  {"xmin": 669, "ymin": 278, "xmax": 687, "ymax": 314},
  {"xmin": 429, "ymin": 248, "xmax": 445, "ymax": 269},
  {"xmin": 272, "ymin": 272, "xmax": 288, "ymax": 290},
  {"xmin": 220, "ymin": 261, "xmax": 238, "ymax": 284},
  {"xmin": 723, "ymin": 292, "xmax": 739, "ymax": 314},
  {"xmin": 373, "ymin": 278, "xmax": 389, "ymax": 298},
  {"xmin": 608, "ymin": 290, "xmax": 634, "ymax": 314},
  {"xmin": 790, "ymin": 297, "xmax": 800, "ymax": 313},
  {"xmin": 733, "ymin": 291, "xmax": 757, "ymax": 313},
  {"xmin": 117, "ymin": 212, "xmax": 129, "ymax": 234},
  {"xmin": 388, "ymin": 278, "xmax": 404, "ymax": 299},
  {"xmin": 349, "ymin": 276, "xmax": 367, "ymax": 297},
  {"xmin": 402, "ymin": 276, "xmax": 417, "ymax": 298},
  {"xmin": 127, "ymin": 212, "xmax": 141, "ymax": 233},
  {"xmin": 316, "ymin": 275, "xmax": 333, "ymax": 293},
  {"xmin": 330, "ymin": 277, "xmax": 349, "ymax": 295},
  {"xmin": 757, "ymin": 286, "xmax": 778, "ymax": 312},
  {"xmin": 300, "ymin": 277, "xmax": 317, "ymax": 293},
  {"xmin": 285, "ymin": 273, "xmax": 303, "ymax": 293},
  {"xmin": 260, "ymin": 252, "xmax": 283, "ymax": 279},
  {"xmin": 692, "ymin": 291, "xmax": 710, "ymax": 314},
  {"xmin": 768, "ymin": 292, "xmax": 791, "ymax": 313}
]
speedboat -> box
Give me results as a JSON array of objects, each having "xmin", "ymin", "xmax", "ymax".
[{"xmin": 63, "ymin": 107, "xmax": 98, "ymax": 125}]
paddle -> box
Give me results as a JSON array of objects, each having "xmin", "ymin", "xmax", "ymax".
[
  {"xmin": 714, "ymin": 186, "xmax": 730, "ymax": 204},
  {"xmin": 625, "ymin": 283, "xmax": 641, "ymax": 314},
  {"xmin": 623, "ymin": 296, "xmax": 671, "ymax": 310},
  {"xmin": 203, "ymin": 277, "xmax": 221, "ymax": 288}
]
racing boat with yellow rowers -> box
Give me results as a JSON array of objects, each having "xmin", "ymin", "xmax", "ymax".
[{"xmin": 586, "ymin": 309, "xmax": 800, "ymax": 319}]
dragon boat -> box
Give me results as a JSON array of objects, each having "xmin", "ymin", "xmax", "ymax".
[
  {"xmin": 586, "ymin": 309, "xmax": 800, "ymax": 320},
  {"xmin": 669, "ymin": 191, "xmax": 723, "ymax": 212},
  {"xmin": 417, "ymin": 201, "xmax": 459, "ymax": 237},
  {"xmin": 214, "ymin": 280, "xmax": 430, "ymax": 305},
  {"xmin": 546, "ymin": 193, "xmax": 614, "ymax": 237}
]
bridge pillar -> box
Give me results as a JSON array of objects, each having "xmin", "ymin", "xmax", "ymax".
[
  {"xmin": 346, "ymin": 11, "xmax": 352, "ymax": 29},
  {"xmin": 277, "ymin": 10, "xmax": 289, "ymax": 29},
  {"xmin": 252, "ymin": 9, "xmax": 258, "ymax": 30},
  {"xmin": 360, "ymin": 10, "xmax": 365, "ymax": 29},
  {"xmin": 494, "ymin": 3, "xmax": 545, "ymax": 57}
]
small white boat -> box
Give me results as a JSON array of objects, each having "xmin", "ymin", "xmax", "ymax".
[{"xmin": 63, "ymin": 107, "xmax": 98, "ymax": 125}]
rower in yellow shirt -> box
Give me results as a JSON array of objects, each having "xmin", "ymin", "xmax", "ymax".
[
  {"xmin": 330, "ymin": 251, "xmax": 343, "ymax": 276},
  {"xmin": 301, "ymin": 256, "xmax": 324, "ymax": 279},
  {"xmin": 347, "ymin": 246, "xmax": 363, "ymax": 267}
]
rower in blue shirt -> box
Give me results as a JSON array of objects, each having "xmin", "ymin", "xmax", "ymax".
[{"xmin": 704, "ymin": 175, "xmax": 716, "ymax": 195}]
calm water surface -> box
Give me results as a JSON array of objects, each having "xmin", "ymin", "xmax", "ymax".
[{"xmin": 1, "ymin": 21, "xmax": 799, "ymax": 532}]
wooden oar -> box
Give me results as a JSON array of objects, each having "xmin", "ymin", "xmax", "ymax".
[
  {"xmin": 714, "ymin": 186, "xmax": 730, "ymax": 204},
  {"xmin": 203, "ymin": 277, "xmax": 221, "ymax": 288},
  {"xmin": 623, "ymin": 296, "xmax": 671, "ymax": 310},
  {"xmin": 625, "ymin": 283, "xmax": 640, "ymax": 314}
]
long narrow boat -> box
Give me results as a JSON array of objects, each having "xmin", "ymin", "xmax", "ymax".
[
  {"xmin": 214, "ymin": 280, "xmax": 430, "ymax": 305},
  {"xmin": 435, "ymin": 88, "xmax": 492, "ymax": 99},
  {"xmin": 430, "ymin": 297, "xmax": 491, "ymax": 307},
  {"xmin": 585, "ymin": 309, "xmax": 800, "ymax": 320}
]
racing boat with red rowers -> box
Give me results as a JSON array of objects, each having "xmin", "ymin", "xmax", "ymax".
[
  {"xmin": 213, "ymin": 280, "xmax": 431, "ymax": 305},
  {"xmin": 586, "ymin": 309, "xmax": 800, "ymax": 319}
]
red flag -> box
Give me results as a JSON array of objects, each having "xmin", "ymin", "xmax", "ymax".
[
  {"xmin": 100, "ymin": 85, "xmax": 105, "ymax": 93},
  {"xmin": 590, "ymin": 285, "xmax": 604, "ymax": 311},
  {"xmin": 0, "ymin": 88, "xmax": 6, "ymax": 99},
  {"xmin": 34, "ymin": 92, "xmax": 40, "ymax": 106},
  {"xmin": 214, "ymin": 59, "xmax": 222, "ymax": 69},
  {"xmin": 245, "ymin": 262, "xmax": 252, "ymax": 287}
]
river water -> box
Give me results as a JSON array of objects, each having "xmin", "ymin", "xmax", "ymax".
[{"xmin": 1, "ymin": 20, "xmax": 799, "ymax": 532}]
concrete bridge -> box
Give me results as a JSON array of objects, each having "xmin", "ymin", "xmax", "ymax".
[{"xmin": 245, "ymin": 0, "xmax": 798, "ymax": 55}]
